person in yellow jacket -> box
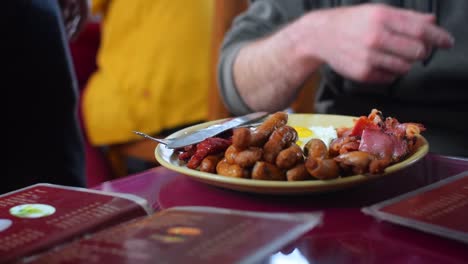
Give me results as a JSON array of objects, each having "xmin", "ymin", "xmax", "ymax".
[{"xmin": 82, "ymin": 0, "xmax": 213, "ymax": 175}]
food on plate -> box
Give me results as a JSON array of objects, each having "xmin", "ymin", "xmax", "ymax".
[
  {"xmin": 252, "ymin": 161, "xmax": 287, "ymax": 181},
  {"xmin": 303, "ymin": 138, "xmax": 328, "ymax": 159},
  {"xmin": 263, "ymin": 125, "xmax": 298, "ymax": 163},
  {"xmin": 249, "ymin": 112, "xmax": 288, "ymax": 146},
  {"xmin": 285, "ymin": 163, "xmax": 309, "ymax": 181},
  {"xmin": 294, "ymin": 125, "xmax": 337, "ymax": 149},
  {"xmin": 178, "ymin": 137, "xmax": 231, "ymax": 169},
  {"xmin": 198, "ymin": 154, "xmax": 223, "ymax": 173},
  {"xmin": 176, "ymin": 109, "xmax": 425, "ymax": 181},
  {"xmin": 305, "ymin": 157, "xmax": 341, "ymax": 180},
  {"xmin": 276, "ymin": 144, "xmax": 304, "ymax": 169},
  {"xmin": 216, "ymin": 158, "xmax": 250, "ymax": 178}
]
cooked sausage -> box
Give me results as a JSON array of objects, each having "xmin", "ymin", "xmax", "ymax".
[
  {"xmin": 199, "ymin": 155, "xmax": 223, "ymax": 173},
  {"xmin": 178, "ymin": 144, "xmax": 197, "ymax": 161},
  {"xmin": 235, "ymin": 147, "xmax": 263, "ymax": 168},
  {"xmin": 369, "ymin": 157, "xmax": 392, "ymax": 174},
  {"xmin": 216, "ymin": 158, "xmax": 249, "ymax": 178},
  {"xmin": 252, "ymin": 161, "xmax": 286, "ymax": 181},
  {"xmin": 225, "ymin": 145, "xmax": 263, "ymax": 167},
  {"xmin": 303, "ymin": 138, "xmax": 328, "ymax": 159},
  {"xmin": 224, "ymin": 145, "xmax": 240, "ymax": 164},
  {"xmin": 186, "ymin": 137, "xmax": 232, "ymax": 169},
  {"xmin": 305, "ymin": 158, "xmax": 340, "ymax": 180},
  {"xmin": 276, "ymin": 144, "xmax": 304, "ymax": 169},
  {"xmin": 286, "ymin": 163, "xmax": 311, "ymax": 181},
  {"xmin": 334, "ymin": 151, "xmax": 375, "ymax": 175},
  {"xmin": 232, "ymin": 127, "xmax": 252, "ymax": 150},
  {"xmin": 263, "ymin": 125, "xmax": 298, "ymax": 163},
  {"xmin": 250, "ymin": 112, "xmax": 288, "ymax": 146}
]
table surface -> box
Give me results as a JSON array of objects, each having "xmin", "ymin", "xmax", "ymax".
[{"xmin": 93, "ymin": 153, "xmax": 468, "ymax": 263}]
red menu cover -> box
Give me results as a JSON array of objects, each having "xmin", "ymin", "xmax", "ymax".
[
  {"xmin": 0, "ymin": 184, "xmax": 152, "ymax": 263},
  {"xmin": 362, "ymin": 171, "xmax": 468, "ymax": 244},
  {"xmin": 24, "ymin": 207, "xmax": 322, "ymax": 264}
]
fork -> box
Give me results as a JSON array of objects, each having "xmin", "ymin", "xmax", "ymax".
[
  {"xmin": 132, "ymin": 131, "xmax": 174, "ymax": 146},
  {"xmin": 133, "ymin": 111, "xmax": 268, "ymax": 149},
  {"xmin": 133, "ymin": 121, "xmax": 262, "ymax": 146}
]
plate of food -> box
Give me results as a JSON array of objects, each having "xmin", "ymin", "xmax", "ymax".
[{"xmin": 155, "ymin": 109, "xmax": 429, "ymax": 195}]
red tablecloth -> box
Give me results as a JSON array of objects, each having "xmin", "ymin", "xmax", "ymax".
[{"xmin": 93, "ymin": 153, "xmax": 468, "ymax": 263}]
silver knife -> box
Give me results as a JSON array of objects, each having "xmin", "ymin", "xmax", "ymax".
[{"xmin": 133, "ymin": 112, "xmax": 268, "ymax": 149}]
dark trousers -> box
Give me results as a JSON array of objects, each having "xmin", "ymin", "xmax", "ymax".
[{"xmin": 4, "ymin": 0, "xmax": 85, "ymax": 193}]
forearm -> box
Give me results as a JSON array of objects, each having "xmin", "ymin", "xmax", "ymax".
[
  {"xmin": 232, "ymin": 18, "xmax": 323, "ymax": 112},
  {"xmin": 221, "ymin": 3, "xmax": 454, "ymax": 115}
]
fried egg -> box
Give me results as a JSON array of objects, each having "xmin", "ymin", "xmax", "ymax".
[{"xmin": 293, "ymin": 126, "xmax": 338, "ymax": 149}]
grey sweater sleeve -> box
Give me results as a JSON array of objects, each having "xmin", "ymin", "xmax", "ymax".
[{"xmin": 217, "ymin": 0, "xmax": 307, "ymax": 115}]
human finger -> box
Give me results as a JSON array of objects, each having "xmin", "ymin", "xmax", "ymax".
[
  {"xmin": 360, "ymin": 69, "xmax": 397, "ymax": 83},
  {"xmin": 385, "ymin": 11, "xmax": 454, "ymax": 48},
  {"xmin": 371, "ymin": 29, "xmax": 429, "ymax": 61},
  {"xmin": 368, "ymin": 50, "xmax": 412, "ymax": 75},
  {"xmin": 387, "ymin": 8, "xmax": 435, "ymax": 22},
  {"xmin": 328, "ymin": 54, "xmax": 399, "ymax": 83},
  {"xmin": 348, "ymin": 65, "xmax": 397, "ymax": 84}
]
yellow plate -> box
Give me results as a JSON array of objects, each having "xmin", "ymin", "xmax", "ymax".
[{"xmin": 155, "ymin": 114, "xmax": 429, "ymax": 195}]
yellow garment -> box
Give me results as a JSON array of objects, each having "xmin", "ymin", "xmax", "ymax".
[{"xmin": 83, "ymin": 0, "xmax": 213, "ymax": 145}]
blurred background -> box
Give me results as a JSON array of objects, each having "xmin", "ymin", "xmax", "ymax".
[{"xmin": 69, "ymin": 0, "xmax": 319, "ymax": 186}]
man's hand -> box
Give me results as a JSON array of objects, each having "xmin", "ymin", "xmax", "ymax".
[
  {"xmin": 296, "ymin": 4, "xmax": 454, "ymax": 83},
  {"xmin": 229, "ymin": 3, "xmax": 455, "ymax": 113},
  {"xmin": 58, "ymin": 0, "xmax": 89, "ymax": 40}
]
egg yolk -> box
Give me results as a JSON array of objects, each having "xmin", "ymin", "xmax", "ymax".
[{"xmin": 293, "ymin": 126, "xmax": 314, "ymax": 146}]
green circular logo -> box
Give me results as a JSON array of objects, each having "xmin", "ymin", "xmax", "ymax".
[{"xmin": 10, "ymin": 204, "xmax": 56, "ymax": 218}]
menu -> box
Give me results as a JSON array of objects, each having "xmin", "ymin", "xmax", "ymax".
[
  {"xmin": 362, "ymin": 171, "xmax": 468, "ymax": 244},
  {"xmin": 0, "ymin": 184, "xmax": 152, "ymax": 263},
  {"xmin": 0, "ymin": 184, "xmax": 322, "ymax": 264}
]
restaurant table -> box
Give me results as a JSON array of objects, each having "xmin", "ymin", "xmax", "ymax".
[{"xmin": 92, "ymin": 153, "xmax": 468, "ymax": 263}]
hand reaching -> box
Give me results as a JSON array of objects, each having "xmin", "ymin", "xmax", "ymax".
[{"xmin": 297, "ymin": 4, "xmax": 454, "ymax": 83}]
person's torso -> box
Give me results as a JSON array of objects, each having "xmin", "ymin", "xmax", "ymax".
[{"xmin": 83, "ymin": 0, "xmax": 214, "ymax": 145}]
